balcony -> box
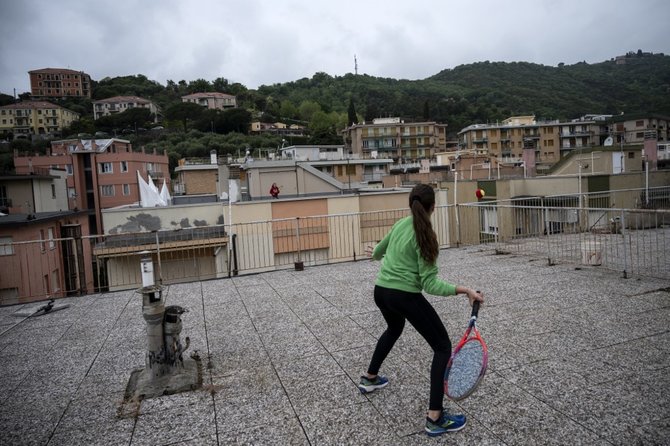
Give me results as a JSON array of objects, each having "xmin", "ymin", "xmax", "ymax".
[
  {"xmin": 472, "ymin": 137, "xmax": 488, "ymax": 144},
  {"xmin": 148, "ymin": 170, "xmax": 164, "ymax": 179},
  {"xmin": 362, "ymin": 173, "xmax": 384, "ymax": 182},
  {"xmin": 560, "ymin": 130, "xmax": 591, "ymax": 137}
]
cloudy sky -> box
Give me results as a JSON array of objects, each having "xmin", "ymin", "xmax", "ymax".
[{"xmin": 1, "ymin": 0, "xmax": 668, "ymax": 95}]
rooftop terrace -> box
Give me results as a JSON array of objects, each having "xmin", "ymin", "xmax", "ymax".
[{"xmin": 0, "ymin": 246, "xmax": 668, "ymax": 445}]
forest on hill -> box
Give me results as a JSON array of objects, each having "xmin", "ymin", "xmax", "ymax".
[{"xmin": 2, "ymin": 51, "xmax": 669, "ymax": 174}]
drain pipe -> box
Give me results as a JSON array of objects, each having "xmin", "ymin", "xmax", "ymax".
[
  {"xmin": 139, "ymin": 253, "xmax": 166, "ymax": 379},
  {"xmin": 125, "ymin": 253, "xmax": 201, "ymax": 401}
]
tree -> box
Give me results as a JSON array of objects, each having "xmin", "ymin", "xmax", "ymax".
[
  {"xmin": 298, "ymin": 100, "xmax": 321, "ymax": 122},
  {"xmin": 423, "ymin": 101, "xmax": 430, "ymax": 120},
  {"xmin": 219, "ymin": 108, "xmax": 252, "ymax": 134},
  {"xmin": 164, "ymin": 102, "xmax": 205, "ymax": 132},
  {"xmin": 212, "ymin": 77, "xmax": 229, "ymax": 92},
  {"xmin": 0, "ymin": 93, "xmax": 15, "ymax": 106},
  {"xmin": 347, "ymin": 98, "xmax": 357, "ymax": 126},
  {"xmin": 280, "ymin": 100, "xmax": 298, "ymax": 120},
  {"xmin": 188, "ymin": 79, "xmax": 212, "ymax": 93}
]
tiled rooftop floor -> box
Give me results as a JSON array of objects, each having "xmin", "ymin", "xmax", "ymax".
[{"xmin": 1, "ymin": 246, "xmax": 669, "ymax": 445}]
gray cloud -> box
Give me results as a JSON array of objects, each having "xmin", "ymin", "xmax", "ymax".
[{"xmin": 1, "ymin": 0, "xmax": 668, "ymax": 95}]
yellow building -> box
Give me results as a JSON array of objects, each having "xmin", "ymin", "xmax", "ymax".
[
  {"xmin": 343, "ymin": 117, "xmax": 448, "ymax": 162},
  {"xmin": 458, "ymin": 115, "xmax": 612, "ymax": 172},
  {"xmin": 0, "ymin": 101, "xmax": 80, "ymax": 140},
  {"xmin": 458, "ymin": 114, "xmax": 670, "ymax": 173}
]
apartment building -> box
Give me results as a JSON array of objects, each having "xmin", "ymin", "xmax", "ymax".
[
  {"xmin": 93, "ymin": 95, "xmax": 161, "ymax": 122},
  {"xmin": 29, "ymin": 68, "xmax": 92, "ymax": 99},
  {"xmin": 608, "ymin": 114, "xmax": 669, "ymax": 144},
  {"xmin": 13, "ymin": 138, "xmax": 169, "ymax": 235},
  {"xmin": 457, "ymin": 115, "xmax": 651, "ymax": 172},
  {"xmin": 182, "ymin": 92, "xmax": 237, "ymax": 110},
  {"xmin": 0, "ymin": 101, "xmax": 80, "ymax": 140},
  {"xmin": 0, "ymin": 170, "xmax": 94, "ymax": 304},
  {"xmin": 343, "ymin": 117, "xmax": 448, "ymax": 162}
]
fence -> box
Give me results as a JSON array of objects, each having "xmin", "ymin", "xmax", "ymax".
[{"xmin": 1, "ymin": 187, "xmax": 668, "ymax": 304}]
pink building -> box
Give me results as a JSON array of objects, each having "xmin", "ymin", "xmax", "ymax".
[
  {"xmin": 13, "ymin": 138, "xmax": 169, "ymax": 234},
  {"xmin": 0, "ymin": 206, "xmax": 93, "ymax": 305}
]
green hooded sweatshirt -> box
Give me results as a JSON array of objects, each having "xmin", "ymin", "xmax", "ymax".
[{"xmin": 372, "ymin": 216, "xmax": 456, "ymax": 296}]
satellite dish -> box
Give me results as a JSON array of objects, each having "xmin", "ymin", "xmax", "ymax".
[
  {"xmin": 220, "ymin": 192, "xmax": 229, "ymax": 200},
  {"xmin": 604, "ymin": 136, "xmax": 614, "ymax": 146}
]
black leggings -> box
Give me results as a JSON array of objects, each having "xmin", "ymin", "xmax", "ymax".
[{"xmin": 367, "ymin": 285, "xmax": 452, "ymax": 411}]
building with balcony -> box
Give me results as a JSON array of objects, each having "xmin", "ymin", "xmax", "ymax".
[
  {"xmin": 0, "ymin": 101, "xmax": 80, "ymax": 140},
  {"xmin": 29, "ymin": 68, "xmax": 92, "ymax": 99},
  {"xmin": 93, "ymin": 96, "xmax": 161, "ymax": 122},
  {"xmin": 343, "ymin": 117, "xmax": 448, "ymax": 163},
  {"xmin": 181, "ymin": 92, "xmax": 237, "ymax": 110},
  {"xmin": 608, "ymin": 114, "xmax": 670, "ymax": 144},
  {"xmin": 458, "ymin": 114, "xmax": 670, "ymax": 174},
  {"xmin": 13, "ymin": 138, "xmax": 169, "ymax": 235}
]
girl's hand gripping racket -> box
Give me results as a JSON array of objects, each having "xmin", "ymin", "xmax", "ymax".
[{"xmin": 444, "ymin": 299, "xmax": 488, "ymax": 401}]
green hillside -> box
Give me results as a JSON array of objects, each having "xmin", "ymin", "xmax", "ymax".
[
  {"xmin": 4, "ymin": 52, "xmax": 669, "ymax": 174},
  {"xmin": 257, "ymin": 52, "xmax": 670, "ymax": 134}
]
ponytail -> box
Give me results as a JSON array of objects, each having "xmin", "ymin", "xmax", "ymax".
[{"xmin": 409, "ymin": 184, "xmax": 438, "ymax": 264}]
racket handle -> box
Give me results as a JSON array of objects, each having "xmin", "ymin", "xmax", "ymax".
[{"xmin": 471, "ymin": 292, "xmax": 481, "ymax": 318}]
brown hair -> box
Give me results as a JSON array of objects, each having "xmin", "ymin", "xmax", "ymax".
[{"xmin": 409, "ymin": 183, "xmax": 438, "ymax": 264}]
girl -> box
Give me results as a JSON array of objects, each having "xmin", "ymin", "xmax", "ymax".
[{"xmin": 359, "ymin": 183, "xmax": 483, "ymax": 436}]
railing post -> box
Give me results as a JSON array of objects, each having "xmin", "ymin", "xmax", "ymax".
[
  {"xmin": 294, "ymin": 217, "xmax": 303, "ymax": 270},
  {"xmin": 620, "ymin": 208, "xmax": 628, "ymax": 279},
  {"xmin": 154, "ymin": 230, "xmax": 163, "ymax": 285},
  {"xmin": 455, "ymin": 204, "xmax": 461, "ymax": 247},
  {"xmin": 352, "ymin": 216, "xmax": 357, "ymax": 261}
]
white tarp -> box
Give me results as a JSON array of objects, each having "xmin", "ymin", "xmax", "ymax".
[
  {"xmin": 160, "ymin": 179, "xmax": 172, "ymax": 205},
  {"xmin": 228, "ymin": 180, "xmax": 239, "ymax": 203},
  {"xmin": 137, "ymin": 171, "xmax": 166, "ymax": 207}
]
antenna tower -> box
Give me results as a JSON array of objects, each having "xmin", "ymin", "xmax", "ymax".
[{"xmin": 354, "ymin": 55, "xmax": 358, "ymax": 75}]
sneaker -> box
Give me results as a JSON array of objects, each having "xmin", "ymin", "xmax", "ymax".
[
  {"xmin": 425, "ymin": 413, "xmax": 467, "ymax": 436},
  {"xmin": 358, "ymin": 375, "xmax": 389, "ymax": 394}
]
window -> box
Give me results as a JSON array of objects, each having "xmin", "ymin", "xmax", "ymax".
[
  {"xmin": 636, "ymin": 120, "xmax": 644, "ymax": 127},
  {"xmin": 48, "ymin": 227, "xmax": 55, "ymax": 250},
  {"xmin": 65, "ymin": 164, "xmax": 73, "ymax": 175},
  {"xmin": 146, "ymin": 162, "xmax": 154, "ymax": 172},
  {"xmin": 40, "ymin": 229, "xmax": 46, "ymax": 251},
  {"xmin": 123, "ymin": 184, "xmax": 130, "ymax": 195},
  {"xmin": 628, "ymin": 152, "xmax": 635, "ymax": 159},
  {"xmin": 68, "ymin": 187, "xmax": 76, "ymax": 198},
  {"xmin": 120, "ymin": 161, "xmax": 128, "ymax": 172},
  {"xmin": 51, "ymin": 184, "xmax": 56, "ymax": 198},
  {"xmin": 98, "ymin": 162, "xmax": 113, "ymax": 173},
  {"xmin": 51, "ymin": 269, "xmax": 60, "ymax": 293},
  {"xmin": 0, "ymin": 236, "xmax": 13, "ymax": 256},
  {"xmin": 101, "ymin": 185, "xmax": 115, "ymax": 196}
]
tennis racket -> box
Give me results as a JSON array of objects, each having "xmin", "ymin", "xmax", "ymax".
[{"xmin": 444, "ymin": 299, "xmax": 488, "ymax": 401}]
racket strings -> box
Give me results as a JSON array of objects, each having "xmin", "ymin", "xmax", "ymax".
[{"xmin": 446, "ymin": 340, "xmax": 485, "ymax": 400}]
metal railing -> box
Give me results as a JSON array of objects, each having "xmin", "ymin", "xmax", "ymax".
[{"xmin": 1, "ymin": 187, "xmax": 668, "ymax": 305}]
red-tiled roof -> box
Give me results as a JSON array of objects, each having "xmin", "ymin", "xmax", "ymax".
[
  {"xmin": 28, "ymin": 68, "xmax": 90, "ymax": 75},
  {"xmin": 93, "ymin": 95, "xmax": 152, "ymax": 104},
  {"xmin": 0, "ymin": 101, "xmax": 67, "ymax": 110},
  {"xmin": 181, "ymin": 92, "xmax": 236, "ymax": 99}
]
